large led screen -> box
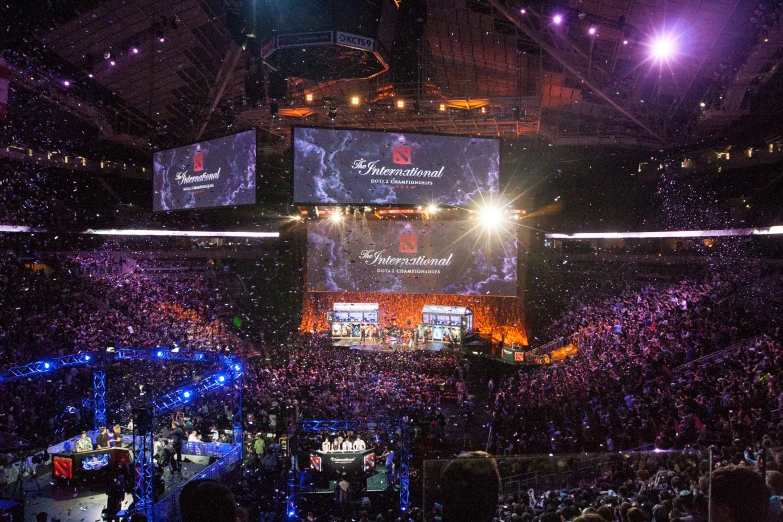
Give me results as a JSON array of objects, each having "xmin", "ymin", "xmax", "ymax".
[
  {"xmin": 153, "ymin": 130, "xmax": 256, "ymax": 211},
  {"xmin": 293, "ymin": 127, "xmax": 499, "ymax": 205},
  {"xmin": 307, "ymin": 220, "xmax": 517, "ymax": 296}
]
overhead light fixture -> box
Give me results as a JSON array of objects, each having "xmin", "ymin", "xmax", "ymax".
[
  {"xmin": 396, "ymin": 99, "xmax": 405, "ymax": 109},
  {"xmin": 588, "ymin": 27, "xmax": 596, "ymax": 35},
  {"xmin": 305, "ymin": 93, "xmax": 313, "ymax": 102},
  {"xmin": 439, "ymin": 103, "xmax": 446, "ymax": 111},
  {"xmin": 649, "ymin": 35, "xmax": 677, "ymax": 61},
  {"xmin": 351, "ymin": 95, "xmax": 360, "ymax": 106},
  {"xmin": 552, "ymin": 14, "xmax": 563, "ymax": 25}
]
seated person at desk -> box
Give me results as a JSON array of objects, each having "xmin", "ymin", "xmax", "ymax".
[
  {"xmin": 341, "ymin": 438, "xmax": 353, "ymax": 450},
  {"xmin": 96, "ymin": 426, "xmax": 110, "ymax": 449},
  {"xmin": 321, "ymin": 437, "xmax": 331, "ymax": 452},
  {"xmin": 75, "ymin": 431, "xmax": 93, "ymax": 452},
  {"xmin": 353, "ymin": 435, "xmax": 366, "ymax": 450}
]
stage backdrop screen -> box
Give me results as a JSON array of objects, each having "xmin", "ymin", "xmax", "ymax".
[
  {"xmin": 307, "ymin": 220, "xmax": 517, "ymax": 296},
  {"xmin": 293, "ymin": 127, "xmax": 499, "ymax": 205},
  {"xmin": 153, "ymin": 130, "xmax": 256, "ymax": 211}
]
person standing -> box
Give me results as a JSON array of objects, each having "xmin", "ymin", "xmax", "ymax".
[
  {"xmin": 96, "ymin": 426, "xmax": 110, "ymax": 449},
  {"xmin": 254, "ymin": 434, "xmax": 266, "ymax": 460},
  {"xmin": 106, "ymin": 474, "xmax": 126, "ymax": 522},
  {"xmin": 171, "ymin": 423, "xmax": 185, "ymax": 473}
]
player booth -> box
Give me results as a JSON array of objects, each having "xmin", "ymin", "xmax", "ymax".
[
  {"xmin": 327, "ymin": 303, "xmax": 379, "ymax": 338},
  {"xmin": 418, "ymin": 305, "xmax": 472, "ymax": 343}
]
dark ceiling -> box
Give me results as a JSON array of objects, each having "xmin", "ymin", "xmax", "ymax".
[{"xmin": 4, "ymin": 0, "xmax": 783, "ymax": 153}]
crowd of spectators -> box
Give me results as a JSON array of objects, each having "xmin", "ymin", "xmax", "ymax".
[{"xmin": 468, "ymin": 262, "xmax": 783, "ymax": 522}]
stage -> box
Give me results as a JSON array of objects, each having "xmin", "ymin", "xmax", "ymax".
[
  {"xmin": 17, "ymin": 460, "xmax": 208, "ymax": 522},
  {"xmin": 329, "ymin": 339, "xmax": 453, "ymax": 353}
]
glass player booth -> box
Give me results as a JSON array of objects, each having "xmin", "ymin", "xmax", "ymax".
[
  {"xmin": 419, "ymin": 305, "xmax": 473, "ymax": 342},
  {"xmin": 327, "ymin": 302, "xmax": 379, "ymax": 338}
]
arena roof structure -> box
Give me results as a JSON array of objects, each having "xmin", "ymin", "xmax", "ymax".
[{"xmin": 5, "ymin": 0, "xmax": 783, "ymax": 150}]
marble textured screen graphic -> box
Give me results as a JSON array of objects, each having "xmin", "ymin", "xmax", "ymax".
[
  {"xmin": 293, "ymin": 127, "xmax": 499, "ymax": 205},
  {"xmin": 153, "ymin": 130, "xmax": 256, "ymax": 211},
  {"xmin": 307, "ymin": 220, "xmax": 517, "ymax": 296}
]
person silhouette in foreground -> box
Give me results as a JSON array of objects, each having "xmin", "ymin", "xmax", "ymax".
[{"xmin": 440, "ymin": 450, "xmax": 501, "ymax": 522}]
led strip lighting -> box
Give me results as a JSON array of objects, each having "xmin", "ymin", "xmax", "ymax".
[
  {"xmin": 546, "ymin": 226, "xmax": 783, "ymax": 239},
  {"xmin": 0, "ymin": 226, "xmax": 279, "ymax": 238}
]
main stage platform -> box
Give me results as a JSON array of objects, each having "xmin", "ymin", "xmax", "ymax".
[
  {"xmin": 19, "ymin": 460, "xmax": 208, "ymax": 522},
  {"xmin": 330, "ymin": 339, "xmax": 451, "ymax": 353}
]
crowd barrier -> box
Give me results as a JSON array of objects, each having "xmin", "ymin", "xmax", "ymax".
[
  {"xmin": 673, "ymin": 334, "xmax": 769, "ymax": 377},
  {"xmin": 423, "ymin": 449, "xmax": 714, "ymax": 516},
  {"xmin": 153, "ymin": 443, "xmax": 242, "ymax": 522}
]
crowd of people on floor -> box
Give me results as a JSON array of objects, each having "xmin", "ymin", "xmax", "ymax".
[{"xmin": 3, "ymin": 239, "xmax": 783, "ymax": 521}]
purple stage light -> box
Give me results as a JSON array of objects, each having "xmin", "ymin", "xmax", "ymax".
[
  {"xmin": 588, "ymin": 27, "xmax": 596, "ymax": 35},
  {"xmin": 62, "ymin": 80, "xmax": 70, "ymax": 87},
  {"xmin": 520, "ymin": 8, "xmax": 526, "ymax": 14},
  {"xmin": 553, "ymin": 14, "xmax": 563, "ymax": 25},
  {"xmin": 131, "ymin": 47, "xmax": 139, "ymax": 54},
  {"xmin": 109, "ymin": 60, "xmax": 116, "ymax": 66},
  {"xmin": 650, "ymin": 35, "xmax": 676, "ymax": 60}
]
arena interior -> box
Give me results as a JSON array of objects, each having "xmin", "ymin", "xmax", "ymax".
[{"xmin": 1, "ymin": 0, "xmax": 783, "ymax": 521}]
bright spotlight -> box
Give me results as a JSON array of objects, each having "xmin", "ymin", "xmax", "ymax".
[
  {"xmin": 351, "ymin": 95, "xmax": 360, "ymax": 106},
  {"xmin": 157, "ymin": 350, "xmax": 164, "ymax": 357},
  {"xmin": 478, "ymin": 205, "xmax": 505, "ymax": 229},
  {"xmin": 427, "ymin": 204, "xmax": 438, "ymax": 214},
  {"xmin": 552, "ymin": 14, "xmax": 563, "ymax": 25},
  {"xmin": 85, "ymin": 355, "xmax": 91, "ymax": 361},
  {"xmin": 218, "ymin": 375, "xmax": 226, "ymax": 383},
  {"xmin": 183, "ymin": 391, "xmax": 191, "ymax": 399},
  {"xmin": 44, "ymin": 362, "xmax": 51, "ymax": 369},
  {"xmin": 650, "ymin": 35, "xmax": 676, "ymax": 61},
  {"xmin": 396, "ymin": 99, "xmax": 405, "ymax": 109},
  {"xmin": 234, "ymin": 364, "xmax": 241, "ymax": 372},
  {"xmin": 329, "ymin": 212, "xmax": 343, "ymax": 223},
  {"xmin": 588, "ymin": 27, "xmax": 596, "ymax": 35}
]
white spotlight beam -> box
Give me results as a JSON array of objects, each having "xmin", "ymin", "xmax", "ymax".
[
  {"xmin": 83, "ymin": 229, "xmax": 279, "ymax": 238},
  {"xmin": 0, "ymin": 226, "xmax": 280, "ymax": 238},
  {"xmin": 546, "ymin": 226, "xmax": 783, "ymax": 239},
  {"xmin": 0, "ymin": 226, "xmax": 34, "ymax": 233}
]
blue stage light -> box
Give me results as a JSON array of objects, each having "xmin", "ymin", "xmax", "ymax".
[
  {"xmin": 183, "ymin": 391, "xmax": 191, "ymax": 399},
  {"xmin": 218, "ymin": 375, "xmax": 225, "ymax": 383},
  {"xmin": 234, "ymin": 364, "xmax": 241, "ymax": 372},
  {"xmin": 157, "ymin": 350, "xmax": 164, "ymax": 357},
  {"xmin": 85, "ymin": 355, "xmax": 91, "ymax": 361},
  {"xmin": 44, "ymin": 362, "xmax": 51, "ymax": 369}
]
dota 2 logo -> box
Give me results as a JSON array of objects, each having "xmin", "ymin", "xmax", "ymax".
[
  {"xmin": 193, "ymin": 153, "xmax": 204, "ymax": 172},
  {"xmin": 399, "ymin": 234, "xmax": 417, "ymax": 253},
  {"xmin": 392, "ymin": 145, "xmax": 411, "ymax": 165}
]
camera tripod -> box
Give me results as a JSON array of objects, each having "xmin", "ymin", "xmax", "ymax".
[{"xmin": 11, "ymin": 458, "xmax": 42, "ymax": 498}]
